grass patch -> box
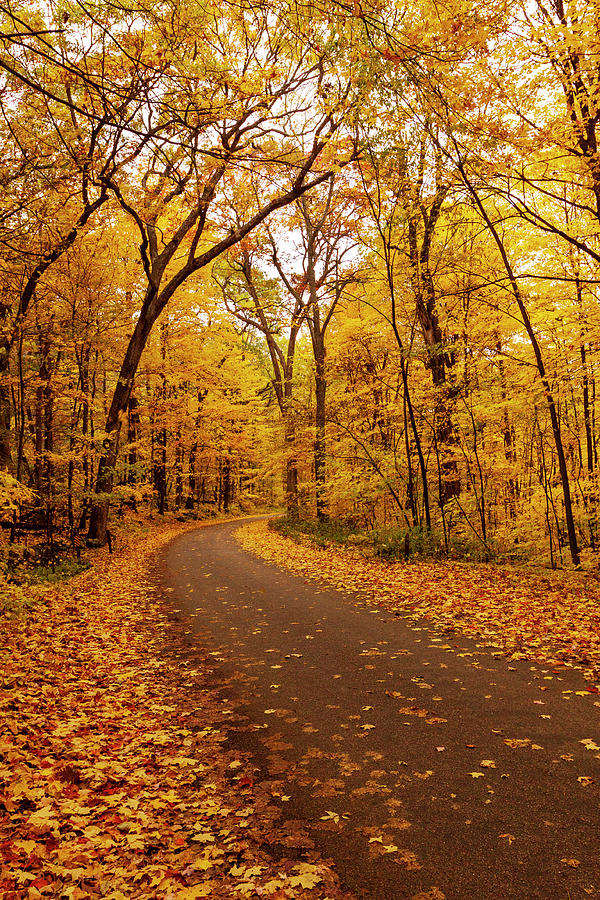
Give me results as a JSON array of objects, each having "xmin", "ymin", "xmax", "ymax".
[
  {"xmin": 270, "ymin": 517, "xmax": 491, "ymax": 563},
  {"xmin": 1, "ymin": 554, "xmax": 90, "ymax": 618},
  {"xmin": 0, "ymin": 579, "xmax": 36, "ymax": 617},
  {"xmin": 24, "ymin": 558, "xmax": 91, "ymax": 584},
  {"xmin": 270, "ymin": 516, "xmax": 356, "ymax": 548},
  {"xmin": 369, "ymin": 525, "xmax": 444, "ymax": 560}
]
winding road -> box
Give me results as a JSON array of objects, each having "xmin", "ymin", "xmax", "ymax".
[{"xmin": 161, "ymin": 519, "xmax": 600, "ymax": 900}]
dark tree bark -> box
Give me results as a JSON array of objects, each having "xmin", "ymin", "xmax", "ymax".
[
  {"xmin": 127, "ymin": 396, "xmax": 140, "ymax": 487},
  {"xmin": 497, "ymin": 347, "xmax": 518, "ymax": 518},
  {"xmin": 313, "ymin": 326, "xmax": 327, "ymax": 522},
  {"xmin": 403, "ymin": 145, "xmax": 459, "ymax": 503},
  {"xmin": 175, "ymin": 437, "xmax": 184, "ymax": 510},
  {"xmin": 222, "ymin": 458, "xmax": 232, "ymax": 512}
]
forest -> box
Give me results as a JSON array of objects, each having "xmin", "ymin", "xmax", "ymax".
[
  {"xmin": 5, "ymin": 3, "xmax": 600, "ymax": 897},
  {"xmin": 1, "ymin": 0, "xmax": 599, "ymax": 570}
]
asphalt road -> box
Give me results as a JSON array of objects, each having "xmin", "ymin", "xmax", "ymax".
[{"xmin": 161, "ymin": 519, "xmax": 600, "ymax": 900}]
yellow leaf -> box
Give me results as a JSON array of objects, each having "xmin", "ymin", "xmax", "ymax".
[
  {"xmin": 126, "ymin": 834, "xmax": 145, "ymax": 849},
  {"xmin": 411, "ymin": 890, "xmax": 446, "ymax": 900},
  {"xmin": 177, "ymin": 885, "xmax": 217, "ymax": 899},
  {"xmin": 320, "ymin": 810, "xmax": 340, "ymax": 822},
  {"xmin": 14, "ymin": 840, "xmax": 37, "ymax": 854},
  {"xmin": 26, "ymin": 807, "xmax": 59, "ymax": 832},
  {"xmin": 288, "ymin": 873, "xmax": 322, "ymax": 889},
  {"xmin": 190, "ymin": 832, "xmax": 215, "ymax": 843},
  {"xmin": 193, "ymin": 858, "xmax": 215, "ymax": 871}
]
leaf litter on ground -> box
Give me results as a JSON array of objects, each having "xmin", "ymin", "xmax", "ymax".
[
  {"xmin": 0, "ymin": 521, "xmax": 354, "ymax": 899},
  {"xmin": 235, "ymin": 521, "xmax": 600, "ymax": 686}
]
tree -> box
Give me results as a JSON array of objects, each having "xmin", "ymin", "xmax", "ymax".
[
  {"xmin": 0, "ymin": 0, "xmax": 173, "ymax": 470},
  {"xmin": 355, "ymin": 138, "xmax": 433, "ymax": 528},
  {"xmin": 268, "ymin": 177, "xmax": 361, "ymax": 520},
  {"xmin": 217, "ymin": 240, "xmax": 308, "ymax": 518},
  {"xmin": 78, "ymin": 0, "xmax": 361, "ymax": 541}
]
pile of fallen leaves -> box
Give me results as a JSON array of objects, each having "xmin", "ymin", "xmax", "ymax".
[
  {"xmin": 235, "ymin": 521, "xmax": 600, "ymax": 686},
  {"xmin": 0, "ymin": 521, "xmax": 353, "ymax": 899}
]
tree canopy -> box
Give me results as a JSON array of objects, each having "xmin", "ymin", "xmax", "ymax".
[{"xmin": 2, "ymin": 0, "xmax": 600, "ymax": 568}]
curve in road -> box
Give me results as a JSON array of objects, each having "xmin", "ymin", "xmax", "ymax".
[{"xmin": 162, "ymin": 519, "xmax": 600, "ymax": 900}]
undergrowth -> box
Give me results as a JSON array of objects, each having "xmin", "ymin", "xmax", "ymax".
[{"xmin": 270, "ymin": 517, "xmax": 491, "ymax": 562}]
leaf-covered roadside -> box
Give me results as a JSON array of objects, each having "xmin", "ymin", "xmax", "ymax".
[
  {"xmin": 235, "ymin": 521, "xmax": 600, "ymax": 686},
  {"xmin": 0, "ymin": 523, "xmax": 354, "ymax": 899}
]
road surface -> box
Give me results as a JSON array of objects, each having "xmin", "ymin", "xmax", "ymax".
[{"xmin": 161, "ymin": 519, "xmax": 600, "ymax": 899}]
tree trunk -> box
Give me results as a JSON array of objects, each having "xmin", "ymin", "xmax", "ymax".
[
  {"xmin": 15, "ymin": 329, "xmax": 26, "ymax": 482},
  {"xmin": 0, "ymin": 337, "xmax": 12, "ymax": 470},
  {"xmin": 401, "ymin": 358, "xmax": 431, "ymax": 530},
  {"xmin": 175, "ymin": 435, "xmax": 183, "ymax": 509},
  {"xmin": 406, "ymin": 181, "xmax": 460, "ymax": 504},
  {"xmin": 127, "ymin": 395, "xmax": 140, "ymax": 488},
  {"xmin": 582, "ymin": 346, "xmax": 593, "ymax": 474},
  {"xmin": 88, "ymin": 300, "xmax": 156, "ymax": 543},
  {"xmin": 284, "ymin": 410, "xmax": 299, "ymax": 519},
  {"xmin": 154, "ymin": 428, "xmax": 167, "ymax": 514},
  {"xmin": 222, "ymin": 457, "xmax": 231, "ymax": 512},
  {"xmin": 34, "ymin": 343, "xmax": 52, "ymax": 495},
  {"xmin": 314, "ymin": 339, "xmax": 327, "ymax": 522},
  {"xmin": 403, "ymin": 390, "xmax": 418, "ymax": 526},
  {"xmin": 188, "ymin": 441, "xmax": 197, "ymax": 508}
]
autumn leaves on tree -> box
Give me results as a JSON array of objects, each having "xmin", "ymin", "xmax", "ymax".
[{"xmin": 2, "ymin": 0, "xmax": 600, "ymax": 567}]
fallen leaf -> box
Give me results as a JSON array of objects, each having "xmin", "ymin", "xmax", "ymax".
[
  {"xmin": 411, "ymin": 890, "xmax": 446, "ymax": 900},
  {"xmin": 320, "ymin": 810, "xmax": 341, "ymax": 823}
]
